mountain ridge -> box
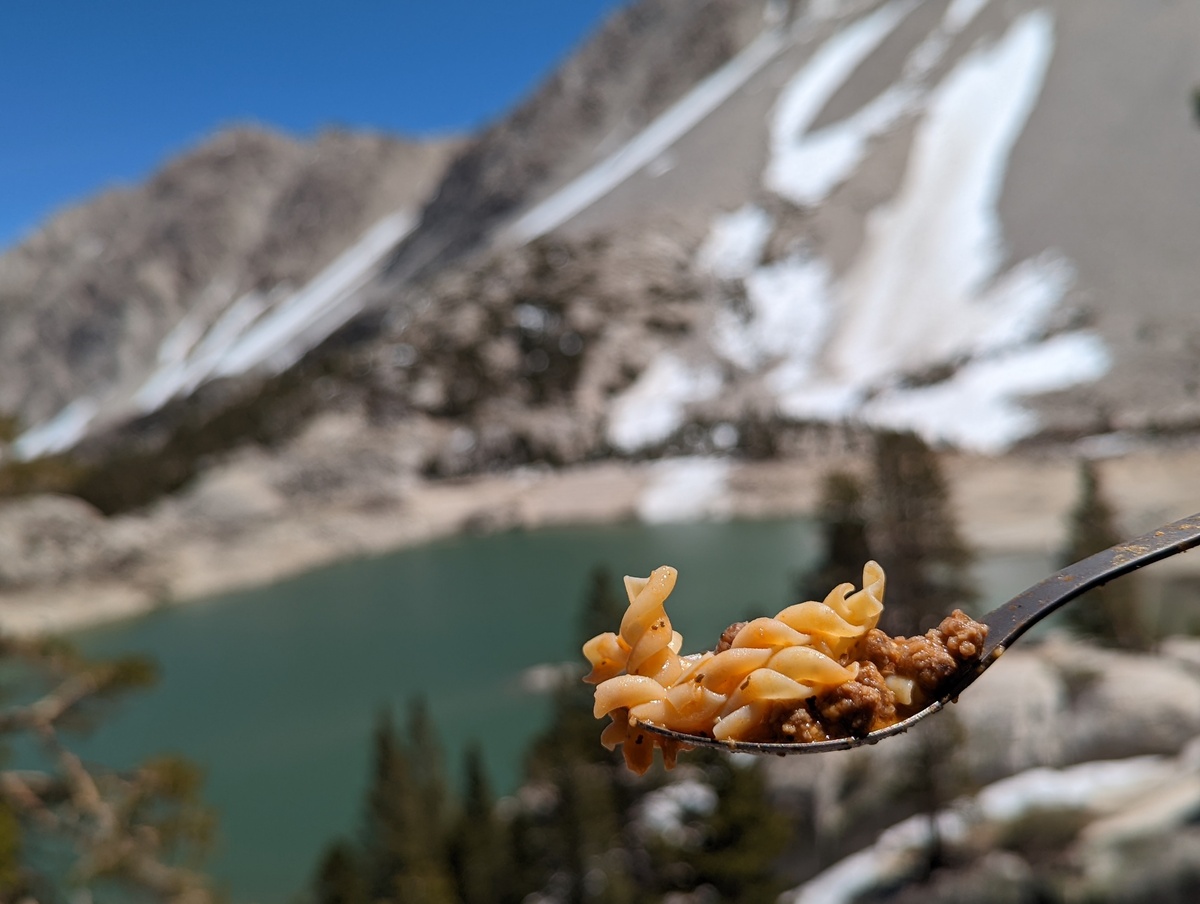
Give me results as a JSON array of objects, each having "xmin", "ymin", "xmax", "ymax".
[{"xmin": 3, "ymin": 0, "xmax": 1200, "ymax": 500}]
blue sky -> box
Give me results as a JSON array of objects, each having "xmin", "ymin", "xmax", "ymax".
[{"xmin": 0, "ymin": 0, "xmax": 628, "ymax": 250}]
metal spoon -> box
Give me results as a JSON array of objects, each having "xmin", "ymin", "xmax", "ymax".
[{"xmin": 642, "ymin": 511, "xmax": 1200, "ymax": 755}]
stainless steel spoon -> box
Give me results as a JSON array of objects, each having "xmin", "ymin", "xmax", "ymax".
[{"xmin": 642, "ymin": 511, "xmax": 1200, "ymax": 755}]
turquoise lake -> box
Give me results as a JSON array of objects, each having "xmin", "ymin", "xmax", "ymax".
[{"xmin": 66, "ymin": 518, "xmax": 1053, "ymax": 903}]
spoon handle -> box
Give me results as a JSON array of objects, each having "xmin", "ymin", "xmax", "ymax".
[{"xmin": 980, "ymin": 512, "xmax": 1200, "ymax": 659}]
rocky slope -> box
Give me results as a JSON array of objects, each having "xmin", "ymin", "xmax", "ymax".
[{"xmin": 0, "ymin": 126, "xmax": 459, "ymax": 453}]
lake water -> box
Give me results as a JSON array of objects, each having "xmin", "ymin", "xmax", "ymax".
[{"xmin": 66, "ymin": 518, "xmax": 1052, "ymax": 903}]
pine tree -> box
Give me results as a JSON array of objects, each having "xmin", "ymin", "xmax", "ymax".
[
  {"xmin": 870, "ymin": 431, "xmax": 977, "ymax": 636},
  {"xmin": 512, "ymin": 566, "xmax": 642, "ymax": 904},
  {"xmin": 684, "ymin": 753, "xmax": 791, "ymax": 904},
  {"xmin": 0, "ymin": 800, "xmax": 26, "ymax": 902},
  {"xmin": 447, "ymin": 745, "xmax": 511, "ymax": 904},
  {"xmin": 360, "ymin": 706, "xmax": 456, "ymax": 904},
  {"xmin": 0, "ymin": 640, "xmax": 215, "ymax": 904},
  {"xmin": 407, "ymin": 699, "xmax": 450, "ymax": 835},
  {"xmin": 797, "ymin": 471, "xmax": 873, "ymax": 603},
  {"xmin": 1061, "ymin": 459, "xmax": 1146, "ymax": 649},
  {"xmin": 314, "ymin": 840, "xmax": 367, "ymax": 904}
]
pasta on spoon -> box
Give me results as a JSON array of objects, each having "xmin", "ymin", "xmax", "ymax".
[{"xmin": 583, "ymin": 561, "xmax": 986, "ymax": 774}]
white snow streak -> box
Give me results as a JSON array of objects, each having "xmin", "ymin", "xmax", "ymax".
[
  {"xmin": 212, "ymin": 211, "xmax": 415, "ymax": 378},
  {"xmin": 826, "ymin": 10, "xmax": 1060, "ymax": 383},
  {"xmin": 11, "ymin": 398, "xmax": 98, "ymax": 461},
  {"xmin": 13, "ymin": 210, "xmax": 416, "ymax": 459},
  {"xmin": 639, "ymin": 457, "xmax": 732, "ymax": 524},
  {"xmin": 945, "ymin": 0, "xmax": 991, "ymax": 33},
  {"xmin": 768, "ymin": 0, "xmax": 992, "ymax": 206},
  {"xmin": 771, "ymin": 84, "xmax": 916, "ymax": 205},
  {"xmin": 135, "ymin": 291, "xmax": 268, "ymax": 411},
  {"xmin": 135, "ymin": 211, "xmax": 415, "ymax": 411},
  {"xmin": 607, "ymin": 354, "xmax": 722, "ymax": 453},
  {"xmin": 765, "ymin": 0, "xmax": 917, "ymax": 204},
  {"xmin": 502, "ymin": 28, "xmax": 789, "ymax": 244}
]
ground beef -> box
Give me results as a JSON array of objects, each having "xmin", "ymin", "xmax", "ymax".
[
  {"xmin": 857, "ymin": 609, "xmax": 985, "ymax": 693},
  {"xmin": 937, "ymin": 609, "xmax": 987, "ymax": 660},
  {"xmin": 771, "ymin": 703, "xmax": 829, "ymax": 743},
  {"xmin": 714, "ymin": 621, "xmax": 748, "ymax": 653},
  {"xmin": 812, "ymin": 662, "xmax": 898, "ymax": 738}
]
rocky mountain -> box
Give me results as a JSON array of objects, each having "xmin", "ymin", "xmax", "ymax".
[
  {"xmin": 0, "ymin": 127, "xmax": 460, "ymax": 456},
  {"xmin": 382, "ymin": 0, "xmax": 1200, "ymax": 456},
  {"xmin": 348, "ymin": 0, "xmax": 1200, "ymax": 481},
  {"xmin": 4, "ymin": 0, "xmax": 1200, "ymax": 497}
]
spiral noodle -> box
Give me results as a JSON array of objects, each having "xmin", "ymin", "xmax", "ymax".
[{"xmin": 583, "ymin": 561, "xmax": 887, "ymax": 774}]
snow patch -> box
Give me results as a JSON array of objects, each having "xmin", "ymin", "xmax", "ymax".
[
  {"xmin": 771, "ymin": 84, "xmax": 917, "ymax": 205},
  {"xmin": 861, "ymin": 332, "xmax": 1111, "ymax": 452},
  {"xmin": 767, "ymin": 0, "xmax": 994, "ymax": 206},
  {"xmin": 826, "ymin": 10, "xmax": 1061, "ymax": 384},
  {"xmin": 607, "ymin": 354, "xmax": 722, "ymax": 453},
  {"xmin": 699, "ymin": 205, "xmax": 773, "ymax": 279},
  {"xmin": 11, "ymin": 398, "xmax": 98, "ymax": 461},
  {"xmin": 784, "ymin": 755, "xmax": 1170, "ymax": 904},
  {"xmin": 765, "ymin": 0, "xmax": 917, "ymax": 204},
  {"xmin": 715, "ymin": 253, "xmax": 834, "ymax": 372},
  {"xmin": 639, "ymin": 457, "xmax": 732, "ymax": 524},
  {"xmin": 635, "ymin": 779, "xmax": 718, "ymax": 843}
]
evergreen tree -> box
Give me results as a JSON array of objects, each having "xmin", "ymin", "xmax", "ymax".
[
  {"xmin": 447, "ymin": 745, "xmax": 511, "ymax": 904},
  {"xmin": 869, "ymin": 431, "xmax": 977, "ymax": 636},
  {"xmin": 579, "ymin": 566, "xmax": 627, "ymax": 650},
  {"xmin": 684, "ymin": 753, "xmax": 791, "ymax": 904},
  {"xmin": 360, "ymin": 707, "xmax": 456, "ymax": 904},
  {"xmin": 1061, "ymin": 459, "xmax": 1146, "ymax": 649},
  {"xmin": 0, "ymin": 800, "xmax": 26, "ymax": 903},
  {"xmin": 0, "ymin": 640, "xmax": 214, "ymax": 904},
  {"xmin": 513, "ymin": 566, "xmax": 644, "ymax": 904},
  {"xmin": 407, "ymin": 698, "xmax": 450, "ymax": 835},
  {"xmin": 797, "ymin": 471, "xmax": 873, "ymax": 603},
  {"xmin": 314, "ymin": 840, "xmax": 368, "ymax": 904}
]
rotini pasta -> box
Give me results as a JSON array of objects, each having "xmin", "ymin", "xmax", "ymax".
[{"xmin": 583, "ymin": 561, "xmax": 986, "ymax": 774}]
